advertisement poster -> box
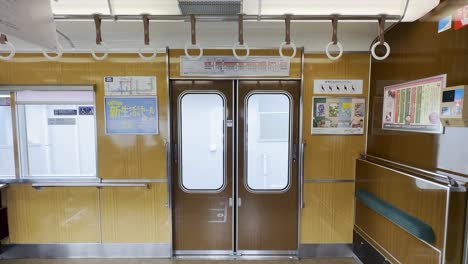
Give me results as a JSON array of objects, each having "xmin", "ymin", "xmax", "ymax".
[
  {"xmin": 382, "ymin": 75, "xmax": 446, "ymax": 133},
  {"xmin": 104, "ymin": 76, "xmax": 157, "ymax": 96},
  {"xmin": 180, "ymin": 56, "xmax": 290, "ymax": 77},
  {"xmin": 454, "ymin": 5, "xmax": 468, "ymax": 30},
  {"xmin": 105, "ymin": 97, "xmax": 159, "ymax": 135},
  {"xmin": 311, "ymin": 97, "xmax": 366, "ymax": 135}
]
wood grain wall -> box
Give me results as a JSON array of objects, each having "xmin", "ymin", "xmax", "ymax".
[
  {"xmin": 355, "ymin": 159, "xmax": 449, "ymax": 264},
  {"xmin": 0, "ymin": 54, "xmax": 171, "ymax": 244},
  {"xmin": 367, "ymin": 1, "xmax": 468, "ymax": 177},
  {"xmin": 300, "ymin": 54, "xmax": 370, "ymax": 244},
  {"xmin": 1, "ymin": 51, "xmax": 371, "ymax": 246}
]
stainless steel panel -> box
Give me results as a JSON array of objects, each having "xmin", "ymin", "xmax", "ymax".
[
  {"xmin": 31, "ymin": 183, "xmax": 149, "ymax": 188},
  {"xmin": 0, "ymin": 244, "xmax": 171, "ymax": 259}
]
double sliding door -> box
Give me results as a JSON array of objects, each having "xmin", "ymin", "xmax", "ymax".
[{"xmin": 171, "ymin": 80, "xmax": 300, "ymax": 255}]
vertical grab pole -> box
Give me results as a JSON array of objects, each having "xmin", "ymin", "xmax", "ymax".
[
  {"xmin": 299, "ymin": 142, "xmax": 306, "ymax": 208},
  {"xmin": 165, "ymin": 141, "xmax": 172, "ymax": 208}
]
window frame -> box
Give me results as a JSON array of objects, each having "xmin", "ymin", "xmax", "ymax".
[
  {"xmin": 0, "ymin": 92, "xmax": 17, "ymax": 180},
  {"xmin": 177, "ymin": 91, "xmax": 228, "ymax": 193},
  {"xmin": 14, "ymin": 87, "xmax": 99, "ymax": 182},
  {"xmin": 244, "ymin": 91, "xmax": 293, "ymax": 193}
]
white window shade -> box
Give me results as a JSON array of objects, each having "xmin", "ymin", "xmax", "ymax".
[
  {"xmin": 16, "ymin": 91, "xmax": 94, "ymax": 105},
  {"xmin": 0, "ymin": 94, "xmax": 16, "ymax": 178}
]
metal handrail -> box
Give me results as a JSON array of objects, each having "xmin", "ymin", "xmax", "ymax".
[
  {"xmin": 53, "ymin": 14, "xmax": 402, "ymax": 22},
  {"xmin": 31, "ymin": 183, "xmax": 149, "ymax": 189},
  {"xmin": 362, "ymin": 154, "xmax": 461, "ymax": 187},
  {"xmin": 165, "ymin": 141, "xmax": 172, "ymax": 209},
  {"xmin": 299, "ymin": 142, "xmax": 305, "ymax": 209}
]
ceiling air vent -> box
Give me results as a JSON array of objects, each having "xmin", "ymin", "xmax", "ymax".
[{"xmin": 178, "ymin": 0, "xmax": 242, "ymax": 15}]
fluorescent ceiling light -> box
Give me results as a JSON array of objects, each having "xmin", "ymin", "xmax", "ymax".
[
  {"xmin": 111, "ymin": 0, "xmax": 181, "ymax": 15},
  {"xmin": 51, "ymin": 0, "xmax": 110, "ymax": 15}
]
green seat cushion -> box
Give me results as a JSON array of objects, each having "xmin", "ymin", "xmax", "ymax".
[{"xmin": 356, "ymin": 189, "xmax": 435, "ymax": 244}]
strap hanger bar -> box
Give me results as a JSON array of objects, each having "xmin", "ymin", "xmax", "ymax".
[
  {"xmin": 378, "ymin": 15, "xmax": 386, "ymax": 44},
  {"xmin": 0, "ymin": 34, "xmax": 7, "ymax": 44},
  {"xmin": 143, "ymin": 14, "xmax": 150, "ymax": 45},
  {"xmin": 238, "ymin": 13, "xmax": 244, "ymax": 45},
  {"xmin": 93, "ymin": 14, "xmax": 103, "ymax": 45},
  {"xmin": 54, "ymin": 14, "xmax": 401, "ymax": 22},
  {"xmin": 332, "ymin": 15, "xmax": 338, "ymax": 45},
  {"xmin": 284, "ymin": 14, "xmax": 292, "ymax": 44},
  {"xmin": 191, "ymin": 15, "xmax": 196, "ymax": 45}
]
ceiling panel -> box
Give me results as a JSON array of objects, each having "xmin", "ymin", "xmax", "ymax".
[
  {"xmin": 243, "ymin": 0, "xmax": 439, "ymax": 21},
  {"xmin": 111, "ymin": 0, "xmax": 181, "ymax": 15},
  {"xmin": 51, "ymin": 0, "xmax": 110, "ymax": 15},
  {"xmin": 404, "ymin": 0, "xmax": 440, "ymax": 21},
  {"xmin": 50, "ymin": 0, "xmax": 439, "ymax": 22}
]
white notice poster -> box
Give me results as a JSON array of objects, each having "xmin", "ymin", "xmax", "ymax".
[
  {"xmin": 104, "ymin": 76, "xmax": 157, "ymax": 96},
  {"xmin": 0, "ymin": 0, "xmax": 58, "ymax": 50},
  {"xmin": 180, "ymin": 56, "xmax": 291, "ymax": 77}
]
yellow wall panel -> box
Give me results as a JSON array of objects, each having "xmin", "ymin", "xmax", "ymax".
[
  {"xmin": 0, "ymin": 54, "xmax": 171, "ymax": 244},
  {"xmin": 100, "ymin": 183, "xmax": 170, "ymax": 243},
  {"xmin": 0, "ymin": 54, "xmax": 169, "ymax": 181},
  {"xmin": 299, "ymin": 54, "xmax": 369, "ymax": 244},
  {"xmin": 300, "ymin": 182, "xmax": 354, "ymax": 244},
  {"xmin": 7, "ymin": 184, "xmax": 100, "ymax": 244},
  {"xmin": 302, "ymin": 54, "xmax": 370, "ymax": 180}
]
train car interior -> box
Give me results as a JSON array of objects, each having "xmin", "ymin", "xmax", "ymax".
[{"xmin": 0, "ymin": 0, "xmax": 467, "ymax": 263}]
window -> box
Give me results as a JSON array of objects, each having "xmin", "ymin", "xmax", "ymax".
[
  {"xmin": 16, "ymin": 91, "xmax": 97, "ymax": 179},
  {"xmin": 179, "ymin": 92, "xmax": 226, "ymax": 192},
  {"xmin": 246, "ymin": 93, "xmax": 292, "ymax": 191},
  {"xmin": 0, "ymin": 93, "xmax": 15, "ymax": 178}
]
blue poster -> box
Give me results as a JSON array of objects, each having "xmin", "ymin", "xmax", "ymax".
[{"xmin": 105, "ymin": 97, "xmax": 158, "ymax": 135}]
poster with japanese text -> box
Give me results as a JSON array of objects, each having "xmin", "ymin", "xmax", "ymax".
[
  {"xmin": 382, "ymin": 75, "xmax": 446, "ymax": 134},
  {"xmin": 311, "ymin": 97, "xmax": 366, "ymax": 135},
  {"xmin": 104, "ymin": 76, "xmax": 157, "ymax": 96},
  {"xmin": 105, "ymin": 97, "xmax": 158, "ymax": 135}
]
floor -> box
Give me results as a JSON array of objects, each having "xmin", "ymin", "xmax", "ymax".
[{"xmin": 0, "ymin": 259, "xmax": 357, "ymax": 264}]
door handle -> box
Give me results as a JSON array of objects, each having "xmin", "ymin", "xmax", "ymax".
[
  {"xmin": 228, "ymin": 197, "xmax": 233, "ymax": 207},
  {"xmin": 292, "ymin": 143, "xmax": 297, "ymax": 163}
]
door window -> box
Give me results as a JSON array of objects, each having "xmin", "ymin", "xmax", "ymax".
[
  {"xmin": 245, "ymin": 92, "xmax": 292, "ymax": 192},
  {"xmin": 179, "ymin": 92, "xmax": 226, "ymax": 192}
]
